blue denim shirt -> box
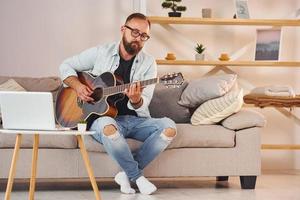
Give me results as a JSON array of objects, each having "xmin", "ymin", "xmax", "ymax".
[{"xmin": 59, "ymin": 41, "xmax": 157, "ymax": 118}]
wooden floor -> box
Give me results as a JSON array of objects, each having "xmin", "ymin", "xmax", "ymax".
[{"xmin": 1, "ymin": 170, "xmax": 300, "ymax": 200}]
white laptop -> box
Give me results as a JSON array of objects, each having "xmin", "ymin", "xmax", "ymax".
[{"xmin": 0, "ymin": 91, "xmax": 70, "ymax": 131}]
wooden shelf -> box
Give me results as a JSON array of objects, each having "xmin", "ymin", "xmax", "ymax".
[
  {"xmin": 149, "ymin": 16, "xmax": 300, "ymax": 26},
  {"xmin": 262, "ymin": 144, "xmax": 300, "ymax": 150},
  {"xmin": 156, "ymin": 60, "xmax": 300, "ymax": 67}
]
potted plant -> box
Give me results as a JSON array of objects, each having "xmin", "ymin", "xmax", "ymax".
[
  {"xmin": 162, "ymin": 0, "xmax": 187, "ymax": 17},
  {"xmin": 195, "ymin": 43, "xmax": 206, "ymax": 60},
  {"xmin": 77, "ymin": 119, "xmax": 87, "ymax": 132}
]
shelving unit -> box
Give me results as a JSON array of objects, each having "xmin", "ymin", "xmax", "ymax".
[
  {"xmin": 156, "ymin": 60, "xmax": 300, "ymax": 67},
  {"xmin": 149, "ymin": 16, "xmax": 300, "ymax": 26},
  {"xmin": 262, "ymin": 144, "xmax": 300, "ymax": 150},
  {"xmin": 150, "ymin": 17, "xmax": 300, "ymax": 68},
  {"xmin": 150, "ymin": 16, "xmax": 300, "ymax": 150}
]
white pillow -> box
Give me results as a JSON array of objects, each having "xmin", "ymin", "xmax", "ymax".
[{"xmin": 191, "ymin": 88, "xmax": 244, "ymax": 125}]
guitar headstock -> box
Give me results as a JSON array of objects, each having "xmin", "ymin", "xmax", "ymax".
[{"xmin": 159, "ymin": 72, "xmax": 184, "ymax": 88}]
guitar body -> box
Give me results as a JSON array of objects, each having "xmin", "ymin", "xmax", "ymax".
[
  {"xmin": 55, "ymin": 72, "xmax": 122, "ymax": 128},
  {"xmin": 55, "ymin": 71, "xmax": 184, "ymax": 128}
]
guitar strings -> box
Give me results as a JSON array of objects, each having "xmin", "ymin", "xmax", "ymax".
[{"xmin": 102, "ymin": 78, "xmax": 158, "ymax": 96}]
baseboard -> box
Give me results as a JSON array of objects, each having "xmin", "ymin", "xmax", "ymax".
[{"xmin": 0, "ymin": 176, "xmax": 229, "ymax": 191}]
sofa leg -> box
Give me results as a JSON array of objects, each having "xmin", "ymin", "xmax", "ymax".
[
  {"xmin": 216, "ymin": 176, "xmax": 229, "ymax": 181},
  {"xmin": 240, "ymin": 176, "xmax": 257, "ymax": 189}
]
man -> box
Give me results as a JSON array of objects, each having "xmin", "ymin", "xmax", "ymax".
[{"xmin": 59, "ymin": 13, "xmax": 176, "ymax": 195}]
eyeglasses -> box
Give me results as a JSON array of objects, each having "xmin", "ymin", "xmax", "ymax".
[{"xmin": 124, "ymin": 25, "xmax": 150, "ymax": 41}]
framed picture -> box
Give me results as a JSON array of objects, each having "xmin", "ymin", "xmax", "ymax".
[
  {"xmin": 255, "ymin": 28, "xmax": 282, "ymax": 60},
  {"xmin": 296, "ymin": 8, "xmax": 300, "ymax": 18},
  {"xmin": 235, "ymin": 0, "xmax": 250, "ymax": 19}
]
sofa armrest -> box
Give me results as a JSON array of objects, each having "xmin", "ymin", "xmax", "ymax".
[{"xmin": 221, "ymin": 109, "xmax": 266, "ymax": 131}]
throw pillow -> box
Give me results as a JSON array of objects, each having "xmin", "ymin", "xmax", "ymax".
[
  {"xmin": 0, "ymin": 79, "xmax": 26, "ymax": 92},
  {"xmin": 221, "ymin": 109, "xmax": 266, "ymax": 130},
  {"xmin": 178, "ymin": 74, "xmax": 237, "ymax": 108},
  {"xmin": 149, "ymin": 82, "xmax": 191, "ymax": 123},
  {"xmin": 191, "ymin": 88, "xmax": 244, "ymax": 125}
]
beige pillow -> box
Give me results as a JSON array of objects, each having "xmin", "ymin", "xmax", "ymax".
[
  {"xmin": 221, "ymin": 109, "xmax": 266, "ymax": 130},
  {"xmin": 0, "ymin": 79, "xmax": 26, "ymax": 92},
  {"xmin": 191, "ymin": 89, "xmax": 244, "ymax": 125}
]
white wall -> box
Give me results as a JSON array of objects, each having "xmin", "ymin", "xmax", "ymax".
[
  {"xmin": 0, "ymin": 0, "xmax": 133, "ymax": 77},
  {"xmin": 1, "ymin": 0, "xmax": 300, "ymax": 169}
]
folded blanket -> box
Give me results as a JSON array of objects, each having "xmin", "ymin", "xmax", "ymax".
[
  {"xmin": 244, "ymin": 94, "xmax": 300, "ymax": 107},
  {"xmin": 250, "ymin": 85, "xmax": 295, "ymax": 97}
]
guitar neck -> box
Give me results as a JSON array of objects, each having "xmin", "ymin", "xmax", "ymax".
[{"xmin": 103, "ymin": 78, "xmax": 158, "ymax": 96}]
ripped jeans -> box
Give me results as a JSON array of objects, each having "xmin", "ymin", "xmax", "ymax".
[{"xmin": 90, "ymin": 115, "xmax": 176, "ymax": 182}]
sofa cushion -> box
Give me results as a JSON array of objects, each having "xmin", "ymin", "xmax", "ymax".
[
  {"xmin": 191, "ymin": 89, "xmax": 243, "ymax": 125},
  {"xmin": 149, "ymin": 82, "xmax": 191, "ymax": 123},
  {"xmin": 169, "ymin": 124, "xmax": 236, "ymax": 149},
  {"xmin": 222, "ymin": 109, "xmax": 266, "ymax": 130},
  {"xmin": 84, "ymin": 124, "xmax": 236, "ymax": 152},
  {"xmin": 178, "ymin": 74, "xmax": 237, "ymax": 108},
  {"xmin": 0, "ymin": 134, "xmax": 77, "ymax": 149}
]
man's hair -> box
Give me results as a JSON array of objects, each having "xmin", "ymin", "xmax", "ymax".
[{"xmin": 125, "ymin": 13, "xmax": 151, "ymax": 28}]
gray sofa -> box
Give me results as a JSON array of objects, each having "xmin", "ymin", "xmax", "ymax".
[{"xmin": 0, "ymin": 76, "xmax": 266, "ymax": 189}]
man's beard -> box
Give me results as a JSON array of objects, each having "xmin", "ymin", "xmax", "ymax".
[{"xmin": 122, "ymin": 36, "xmax": 142, "ymax": 55}]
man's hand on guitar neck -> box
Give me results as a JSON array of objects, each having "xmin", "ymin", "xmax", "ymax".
[
  {"xmin": 124, "ymin": 81, "xmax": 144, "ymax": 109},
  {"xmin": 64, "ymin": 76, "xmax": 94, "ymax": 102}
]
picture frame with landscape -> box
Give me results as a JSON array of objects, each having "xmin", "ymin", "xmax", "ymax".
[
  {"xmin": 255, "ymin": 28, "xmax": 282, "ymax": 61},
  {"xmin": 235, "ymin": 0, "xmax": 250, "ymax": 19}
]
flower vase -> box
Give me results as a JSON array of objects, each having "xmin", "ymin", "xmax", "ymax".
[{"xmin": 195, "ymin": 53, "xmax": 205, "ymax": 60}]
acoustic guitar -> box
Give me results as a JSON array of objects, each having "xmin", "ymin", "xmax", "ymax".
[{"xmin": 55, "ymin": 71, "xmax": 184, "ymax": 128}]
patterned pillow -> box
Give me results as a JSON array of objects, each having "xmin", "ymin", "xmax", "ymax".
[
  {"xmin": 178, "ymin": 74, "xmax": 237, "ymax": 108},
  {"xmin": 191, "ymin": 88, "xmax": 244, "ymax": 125},
  {"xmin": 0, "ymin": 79, "xmax": 26, "ymax": 92}
]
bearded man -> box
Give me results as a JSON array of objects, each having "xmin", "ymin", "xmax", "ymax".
[{"xmin": 59, "ymin": 13, "xmax": 177, "ymax": 195}]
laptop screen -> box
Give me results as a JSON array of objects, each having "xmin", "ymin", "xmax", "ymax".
[{"xmin": 0, "ymin": 91, "xmax": 56, "ymax": 130}]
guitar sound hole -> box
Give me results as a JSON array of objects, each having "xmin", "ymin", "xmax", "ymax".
[{"xmin": 91, "ymin": 88, "xmax": 103, "ymax": 102}]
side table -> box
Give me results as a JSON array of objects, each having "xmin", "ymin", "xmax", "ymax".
[{"xmin": 0, "ymin": 129, "xmax": 102, "ymax": 200}]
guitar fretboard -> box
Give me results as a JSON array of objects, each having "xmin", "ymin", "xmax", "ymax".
[{"xmin": 103, "ymin": 78, "xmax": 158, "ymax": 96}]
